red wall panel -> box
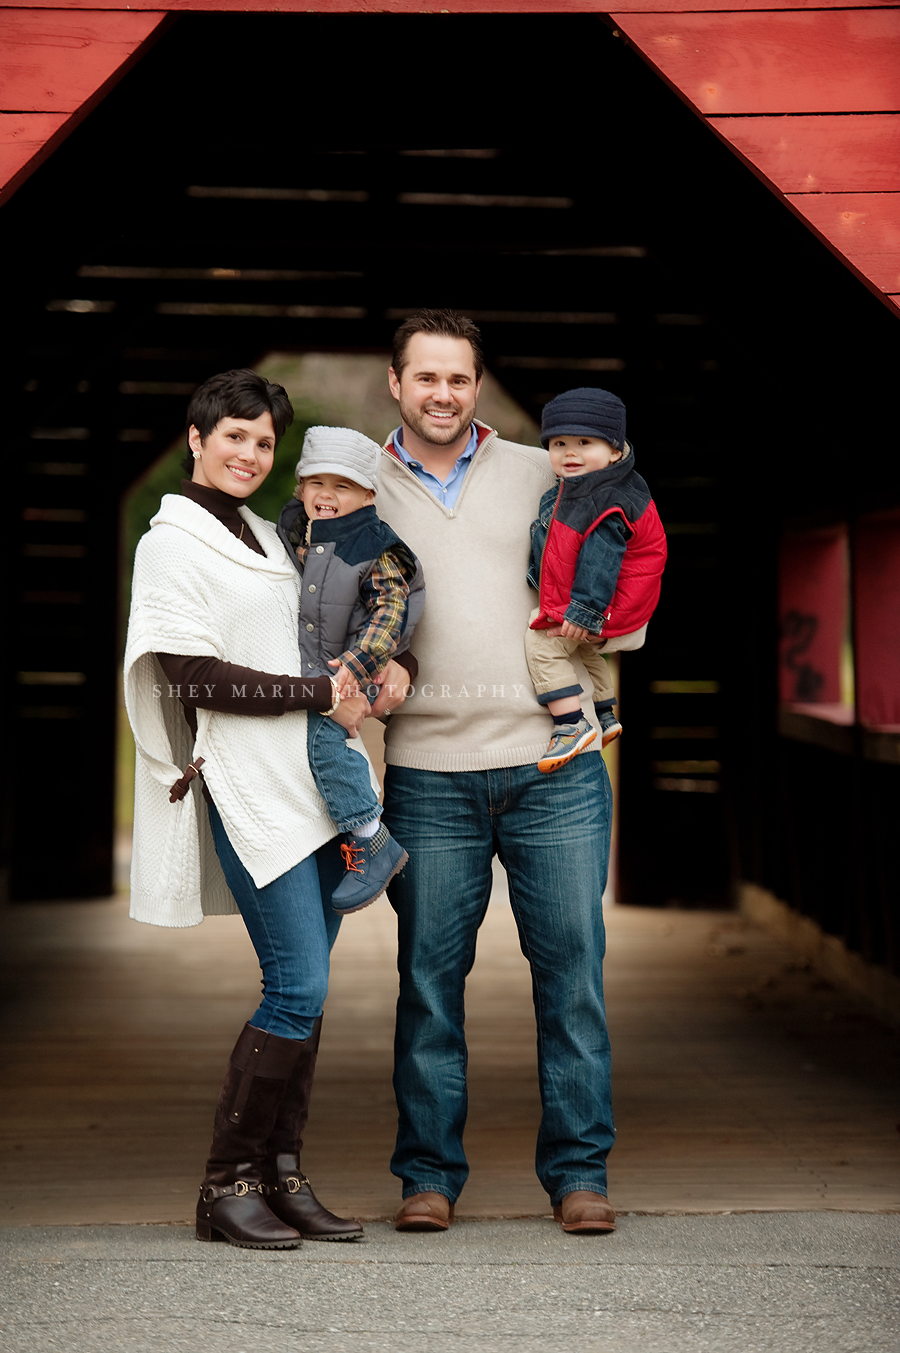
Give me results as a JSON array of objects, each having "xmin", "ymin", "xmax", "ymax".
[
  {"xmin": 788, "ymin": 193, "xmax": 900, "ymax": 295},
  {"xmin": 778, "ymin": 529, "xmax": 847, "ymax": 707},
  {"xmin": 613, "ymin": 11, "xmax": 900, "ymax": 115},
  {"xmin": 709, "ymin": 115, "xmax": 900, "ymax": 196},
  {"xmin": 0, "ymin": 11, "xmax": 165, "ymax": 114},
  {"xmin": 854, "ymin": 512, "xmax": 900, "ymax": 731},
  {"xmin": 0, "ymin": 112, "xmax": 68, "ymax": 184},
  {"xmin": 4, "ymin": 0, "xmax": 899, "ymax": 8}
]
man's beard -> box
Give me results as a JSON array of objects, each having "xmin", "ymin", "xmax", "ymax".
[{"xmin": 398, "ymin": 394, "xmax": 476, "ymax": 447}]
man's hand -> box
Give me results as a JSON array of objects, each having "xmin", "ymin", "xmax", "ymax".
[
  {"xmin": 370, "ymin": 658, "xmax": 413, "ymax": 719},
  {"xmin": 329, "ymin": 689, "xmax": 370, "ymax": 738}
]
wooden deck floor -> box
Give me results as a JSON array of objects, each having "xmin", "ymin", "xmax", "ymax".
[{"xmin": 1, "ymin": 865, "xmax": 898, "ymax": 1226}]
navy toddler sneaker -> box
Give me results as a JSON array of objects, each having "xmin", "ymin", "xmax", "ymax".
[
  {"xmin": 331, "ymin": 825, "xmax": 408, "ymax": 915},
  {"xmin": 537, "ymin": 716, "xmax": 597, "ymax": 773},
  {"xmin": 597, "ymin": 707, "xmax": 623, "ymax": 748}
]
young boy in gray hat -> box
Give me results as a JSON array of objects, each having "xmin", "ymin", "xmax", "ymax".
[
  {"xmin": 525, "ymin": 388, "xmax": 667, "ymax": 773},
  {"xmin": 277, "ymin": 426, "xmax": 425, "ymax": 912}
]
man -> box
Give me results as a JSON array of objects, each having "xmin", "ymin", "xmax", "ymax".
[{"xmin": 373, "ymin": 310, "xmax": 616, "ymax": 1234}]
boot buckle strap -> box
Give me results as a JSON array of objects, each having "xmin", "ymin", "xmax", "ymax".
[
  {"xmin": 200, "ymin": 1180, "xmax": 268, "ymax": 1203},
  {"xmin": 283, "ymin": 1174, "xmax": 310, "ymax": 1194}
]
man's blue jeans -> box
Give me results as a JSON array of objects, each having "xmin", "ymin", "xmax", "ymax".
[
  {"xmin": 307, "ymin": 709, "xmax": 382, "ymax": 834},
  {"xmin": 382, "ymin": 753, "xmax": 615, "ymax": 1207},
  {"xmin": 208, "ymin": 803, "xmax": 344, "ymax": 1041}
]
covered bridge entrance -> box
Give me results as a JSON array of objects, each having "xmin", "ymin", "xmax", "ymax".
[{"xmin": 3, "ymin": 5, "xmax": 899, "ymax": 997}]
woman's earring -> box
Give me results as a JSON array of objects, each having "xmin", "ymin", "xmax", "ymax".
[{"xmin": 192, "ymin": 451, "xmax": 201, "ymax": 460}]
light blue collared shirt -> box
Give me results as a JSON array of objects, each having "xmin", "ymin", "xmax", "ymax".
[{"xmin": 390, "ymin": 424, "xmax": 479, "ymax": 510}]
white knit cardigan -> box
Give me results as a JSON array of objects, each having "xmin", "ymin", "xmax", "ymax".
[{"xmin": 124, "ymin": 494, "xmax": 339, "ymax": 928}]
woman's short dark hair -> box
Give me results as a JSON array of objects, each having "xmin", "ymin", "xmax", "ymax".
[
  {"xmin": 182, "ymin": 369, "xmax": 294, "ymax": 473},
  {"xmin": 391, "ymin": 309, "xmax": 484, "ymax": 382}
]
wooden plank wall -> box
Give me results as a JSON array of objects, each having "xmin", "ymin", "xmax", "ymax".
[
  {"xmin": 608, "ymin": 7, "xmax": 900, "ymax": 318},
  {"xmin": 1, "ymin": 0, "xmax": 898, "ymax": 317},
  {"xmin": 0, "ymin": 9, "xmax": 167, "ymax": 206}
]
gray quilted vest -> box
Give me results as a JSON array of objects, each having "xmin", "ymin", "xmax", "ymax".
[{"xmin": 277, "ymin": 498, "xmax": 424, "ymax": 680}]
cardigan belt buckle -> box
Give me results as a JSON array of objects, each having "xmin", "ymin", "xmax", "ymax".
[{"xmin": 169, "ymin": 756, "xmax": 206, "ymax": 804}]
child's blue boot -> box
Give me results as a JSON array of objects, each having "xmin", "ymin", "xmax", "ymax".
[{"xmin": 331, "ymin": 825, "xmax": 408, "ymax": 915}]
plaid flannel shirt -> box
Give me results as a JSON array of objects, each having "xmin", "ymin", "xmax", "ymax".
[{"xmin": 293, "ymin": 539, "xmax": 411, "ymax": 684}]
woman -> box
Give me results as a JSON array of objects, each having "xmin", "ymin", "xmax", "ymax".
[{"xmin": 124, "ymin": 369, "xmax": 374, "ymax": 1249}]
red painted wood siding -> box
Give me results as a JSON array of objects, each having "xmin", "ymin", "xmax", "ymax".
[
  {"xmin": 709, "ymin": 116, "xmax": 900, "ymax": 195},
  {"xmin": 788, "ymin": 194, "xmax": 900, "ymax": 295},
  {"xmin": 2, "ymin": 0, "xmax": 898, "ymax": 8},
  {"xmin": 854, "ymin": 512, "xmax": 900, "ymax": 731},
  {"xmin": 0, "ymin": 10, "xmax": 167, "ymax": 205},
  {"xmin": 611, "ymin": 9, "xmax": 900, "ymax": 319},
  {"xmin": 0, "ymin": 112, "xmax": 68, "ymax": 195},
  {"xmin": 779, "ymin": 529, "xmax": 848, "ymax": 708},
  {"xmin": 0, "ymin": 0, "xmax": 897, "ymax": 319},
  {"xmin": 612, "ymin": 11, "xmax": 900, "ymax": 116}
]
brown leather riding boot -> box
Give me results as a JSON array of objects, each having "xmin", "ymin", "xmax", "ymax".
[
  {"xmin": 196, "ymin": 1023, "xmax": 306, "ymax": 1249},
  {"xmin": 265, "ymin": 1017, "xmax": 364, "ymax": 1241}
]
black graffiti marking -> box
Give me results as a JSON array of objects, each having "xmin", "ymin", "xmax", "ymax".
[{"xmin": 780, "ymin": 610, "xmax": 824, "ymax": 701}]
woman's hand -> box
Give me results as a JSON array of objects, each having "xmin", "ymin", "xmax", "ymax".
[
  {"xmin": 370, "ymin": 658, "xmax": 412, "ymax": 719},
  {"xmin": 329, "ymin": 689, "xmax": 370, "ymax": 738},
  {"xmin": 328, "ymin": 659, "xmax": 357, "ymax": 695}
]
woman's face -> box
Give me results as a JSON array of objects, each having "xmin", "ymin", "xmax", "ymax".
[{"xmin": 189, "ymin": 412, "xmax": 276, "ymax": 498}]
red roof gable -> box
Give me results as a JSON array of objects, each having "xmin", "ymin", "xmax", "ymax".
[{"xmin": 0, "ymin": 0, "xmax": 897, "ymax": 318}]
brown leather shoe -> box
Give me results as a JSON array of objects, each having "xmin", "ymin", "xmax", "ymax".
[
  {"xmin": 394, "ymin": 1191, "xmax": 454, "ymax": 1231},
  {"xmin": 553, "ymin": 1190, "xmax": 616, "ymax": 1234}
]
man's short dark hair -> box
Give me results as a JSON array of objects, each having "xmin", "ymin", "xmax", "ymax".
[
  {"xmin": 182, "ymin": 369, "xmax": 294, "ymax": 472},
  {"xmin": 392, "ymin": 310, "xmax": 484, "ymax": 382}
]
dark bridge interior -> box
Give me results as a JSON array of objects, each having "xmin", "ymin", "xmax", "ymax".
[{"xmin": 4, "ymin": 15, "xmax": 899, "ymax": 979}]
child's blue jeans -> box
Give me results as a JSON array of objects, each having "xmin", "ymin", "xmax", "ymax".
[{"xmin": 306, "ymin": 709, "xmax": 382, "ymax": 833}]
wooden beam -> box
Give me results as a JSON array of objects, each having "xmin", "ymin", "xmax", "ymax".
[
  {"xmin": 0, "ymin": 112, "xmax": 68, "ymax": 196},
  {"xmin": 708, "ymin": 114, "xmax": 900, "ymax": 195},
  {"xmin": 0, "ymin": 10, "xmax": 170, "ymax": 206},
  {"xmin": 786, "ymin": 192, "xmax": 900, "ymax": 294},
  {"xmin": 0, "ymin": 10, "xmax": 167, "ymax": 114},
  {"xmin": 2, "ymin": 0, "xmax": 897, "ymax": 9},
  {"xmin": 611, "ymin": 10, "xmax": 900, "ymax": 115}
]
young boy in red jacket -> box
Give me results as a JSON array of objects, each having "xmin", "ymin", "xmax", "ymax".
[{"xmin": 525, "ymin": 387, "xmax": 667, "ymax": 773}]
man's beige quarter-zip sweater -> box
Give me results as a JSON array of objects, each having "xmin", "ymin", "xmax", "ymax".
[{"xmin": 378, "ymin": 421, "xmax": 599, "ymax": 773}]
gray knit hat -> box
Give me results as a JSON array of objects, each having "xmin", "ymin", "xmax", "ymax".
[{"xmin": 295, "ymin": 426, "xmax": 382, "ymax": 493}]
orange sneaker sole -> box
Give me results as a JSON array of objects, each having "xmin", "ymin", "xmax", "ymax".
[{"xmin": 538, "ymin": 728, "xmax": 597, "ymax": 773}]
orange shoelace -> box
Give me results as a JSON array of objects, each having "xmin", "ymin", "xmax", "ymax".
[{"xmin": 340, "ymin": 841, "xmax": 364, "ymax": 874}]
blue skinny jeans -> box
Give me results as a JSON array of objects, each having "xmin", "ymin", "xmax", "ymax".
[
  {"xmin": 306, "ymin": 709, "xmax": 382, "ymax": 834},
  {"xmin": 207, "ymin": 802, "xmax": 343, "ymax": 1040},
  {"xmin": 382, "ymin": 753, "xmax": 615, "ymax": 1207}
]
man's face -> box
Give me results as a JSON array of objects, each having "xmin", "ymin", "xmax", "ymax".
[
  {"xmin": 299, "ymin": 472, "xmax": 374, "ymax": 519},
  {"xmin": 547, "ymin": 435, "xmax": 622, "ymax": 478},
  {"xmin": 389, "ymin": 334, "xmax": 482, "ymax": 447}
]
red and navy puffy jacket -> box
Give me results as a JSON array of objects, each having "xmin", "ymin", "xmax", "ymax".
[{"xmin": 526, "ymin": 447, "xmax": 667, "ymax": 638}]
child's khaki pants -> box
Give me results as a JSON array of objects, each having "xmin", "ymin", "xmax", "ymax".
[{"xmin": 524, "ymin": 608, "xmax": 647, "ymax": 707}]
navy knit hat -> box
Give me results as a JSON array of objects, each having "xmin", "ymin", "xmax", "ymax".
[{"xmin": 540, "ymin": 387, "xmax": 626, "ymax": 451}]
